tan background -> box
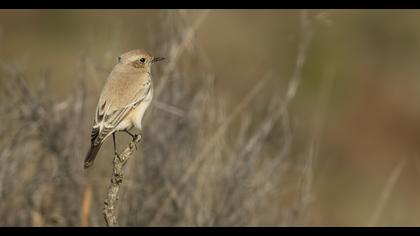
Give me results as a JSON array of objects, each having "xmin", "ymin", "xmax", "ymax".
[{"xmin": 1, "ymin": 10, "xmax": 420, "ymax": 226}]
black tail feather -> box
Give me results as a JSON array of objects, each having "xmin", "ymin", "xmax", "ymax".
[{"xmin": 84, "ymin": 143, "xmax": 102, "ymax": 169}]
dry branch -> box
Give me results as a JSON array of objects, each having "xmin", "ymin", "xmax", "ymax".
[{"xmin": 103, "ymin": 135, "xmax": 142, "ymax": 226}]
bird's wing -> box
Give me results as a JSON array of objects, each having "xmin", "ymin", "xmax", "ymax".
[{"xmin": 90, "ymin": 81, "xmax": 151, "ymax": 145}]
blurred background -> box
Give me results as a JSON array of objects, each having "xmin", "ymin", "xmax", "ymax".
[{"xmin": 1, "ymin": 9, "xmax": 420, "ymax": 226}]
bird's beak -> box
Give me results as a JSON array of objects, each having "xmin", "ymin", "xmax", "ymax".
[{"xmin": 151, "ymin": 57, "xmax": 165, "ymax": 63}]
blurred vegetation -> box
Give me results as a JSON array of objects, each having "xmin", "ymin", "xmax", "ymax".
[{"xmin": 1, "ymin": 9, "xmax": 420, "ymax": 226}]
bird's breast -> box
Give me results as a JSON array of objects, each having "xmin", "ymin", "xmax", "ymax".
[{"xmin": 129, "ymin": 86, "xmax": 153, "ymax": 130}]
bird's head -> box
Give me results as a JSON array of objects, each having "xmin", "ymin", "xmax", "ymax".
[{"xmin": 117, "ymin": 49, "xmax": 165, "ymax": 72}]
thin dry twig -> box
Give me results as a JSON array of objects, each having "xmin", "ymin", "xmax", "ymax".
[
  {"xmin": 277, "ymin": 10, "xmax": 314, "ymax": 160},
  {"xmin": 103, "ymin": 135, "xmax": 142, "ymax": 226},
  {"xmin": 285, "ymin": 10, "xmax": 313, "ymax": 104},
  {"xmin": 154, "ymin": 100, "xmax": 185, "ymax": 117},
  {"xmin": 368, "ymin": 159, "xmax": 406, "ymax": 227}
]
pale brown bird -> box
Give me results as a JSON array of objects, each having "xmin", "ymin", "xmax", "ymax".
[{"xmin": 84, "ymin": 49, "xmax": 165, "ymax": 168}]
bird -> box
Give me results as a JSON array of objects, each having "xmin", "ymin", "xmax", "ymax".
[{"xmin": 84, "ymin": 49, "xmax": 165, "ymax": 168}]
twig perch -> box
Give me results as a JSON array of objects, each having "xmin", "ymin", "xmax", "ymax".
[{"xmin": 103, "ymin": 134, "xmax": 142, "ymax": 226}]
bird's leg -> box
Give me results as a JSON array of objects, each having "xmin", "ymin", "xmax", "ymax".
[
  {"xmin": 112, "ymin": 133, "xmax": 118, "ymax": 156},
  {"xmin": 123, "ymin": 130, "xmax": 137, "ymax": 140},
  {"xmin": 123, "ymin": 129, "xmax": 142, "ymax": 151}
]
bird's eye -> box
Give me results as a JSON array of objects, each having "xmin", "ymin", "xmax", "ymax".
[{"xmin": 139, "ymin": 58, "xmax": 146, "ymax": 63}]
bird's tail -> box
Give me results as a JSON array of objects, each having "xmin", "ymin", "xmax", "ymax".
[{"xmin": 84, "ymin": 142, "xmax": 102, "ymax": 169}]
